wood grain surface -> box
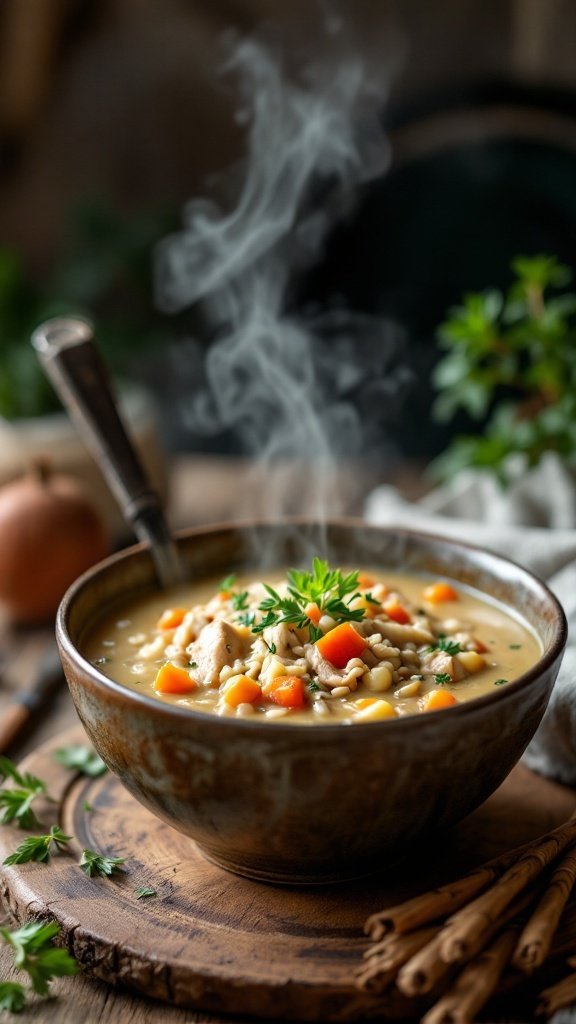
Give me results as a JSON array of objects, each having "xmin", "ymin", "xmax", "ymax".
[{"xmin": 1, "ymin": 727, "xmax": 576, "ymax": 1023}]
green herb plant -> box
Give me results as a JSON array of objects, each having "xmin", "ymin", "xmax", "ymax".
[
  {"xmin": 0, "ymin": 757, "xmax": 50, "ymax": 830},
  {"xmin": 54, "ymin": 746, "xmax": 107, "ymax": 778},
  {"xmin": 432, "ymin": 255, "xmax": 576, "ymax": 483},
  {"xmin": 0, "ymin": 921, "xmax": 78, "ymax": 1012},
  {"xmin": 79, "ymin": 850, "xmax": 126, "ymax": 878},
  {"xmin": 3, "ymin": 826, "xmax": 72, "ymax": 865}
]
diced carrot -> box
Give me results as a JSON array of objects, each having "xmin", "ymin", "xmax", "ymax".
[
  {"xmin": 420, "ymin": 688, "xmax": 458, "ymax": 712},
  {"xmin": 156, "ymin": 607, "xmax": 187, "ymax": 630},
  {"xmin": 423, "ymin": 581, "xmax": 459, "ymax": 604},
  {"xmin": 358, "ymin": 572, "xmax": 375, "ymax": 589},
  {"xmin": 222, "ymin": 674, "xmax": 262, "ymax": 707},
  {"xmin": 315, "ymin": 621, "xmax": 367, "ymax": 668},
  {"xmin": 469, "ymin": 637, "xmax": 488, "ymax": 654},
  {"xmin": 304, "ymin": 601, "xmax": 322, "ymax": 626},
  {"xmin": 219, "ymin": 590, "xmax": 231, "ymax": 602},
  {"xmin": 265, "ymin": 675, "xmax": 306, "ymax": 709},
  {"xmin": 154, "ymin": 663, "xmax": 197, "ymax": 694},
  {"xmin": 383, "ymin": 600, "xmax": 411, "ymax": 625}
]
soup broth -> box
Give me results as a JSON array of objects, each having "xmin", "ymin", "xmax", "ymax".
[{"xmin": 83, "ymin": 564, "xmax": 541, "ymax": 725}]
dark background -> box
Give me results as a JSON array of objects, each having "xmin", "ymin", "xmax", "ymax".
[{"xmin": 2, "ymin": 0, "xmax": 576, "ymax": 461}]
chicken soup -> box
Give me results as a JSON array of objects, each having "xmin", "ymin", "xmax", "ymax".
[{"xmin": 83, "ymin": 559, "xmax": 541, "ymax": 724}]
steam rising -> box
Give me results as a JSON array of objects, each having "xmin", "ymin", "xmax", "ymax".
[{"xmin": 155, "ymin": 39, "xmax": 410, "ymax": 519}]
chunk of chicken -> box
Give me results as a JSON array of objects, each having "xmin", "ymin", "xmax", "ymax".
[
  {"xmin": 263, "ymin": 622, "xmax": 299, "ymax": 659},
  {"xmin": 420, "ymin": 650, "xmax": 467, "ymax": 682},
  {"xmin": 187, "ymin": 620, "xmax": 251, "ymax": 687}
]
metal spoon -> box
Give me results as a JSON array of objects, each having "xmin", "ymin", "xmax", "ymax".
[{"xmin": 31, "ymin": 316, "xmax": 185, "ymax": 589}]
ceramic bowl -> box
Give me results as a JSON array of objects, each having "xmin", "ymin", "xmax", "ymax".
[{"xmin": 56, "ymin": 520, "xmax": 567, "ymax": 884}]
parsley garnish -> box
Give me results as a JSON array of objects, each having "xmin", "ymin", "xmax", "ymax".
[
  {"xmin": 54, "ymin": 745, "xmax": 107, "ymax": 778},
  {"xmin": 219, "ymin": 574, "xmax": 237, "ymax": 592},
  {"xmin": 83, "ymin": 801, "xmax": 93, "ymax": 813},
  {"xmin": 252, "ymin": 558, "xmax": 363, "ymax": 639},
  {"xmin": 231, "ymin": 590, "xmax": 249, "ymax": 611},
  {"xmin": 79, "ymin": 849, "xmax": 126, "ymax": 877},
  {"xmin": 427, "ymin": 638, "xmax": 461, "ymax": 656},
  {"xmin": 0, "ymin": 756, "xmax": 49, "ymax": 829},
  {"xmin": 494, "ymin": 678, "xmax": 509, "ymax": 686},
  {"xmin": 0, "ymin": 921, "xmax": 78, "ymax": 1001},
  {"xmin": 237, "ymin": 611, "xmax": 256, "ymax": 628},
  {"xmin": 0, "ymin": 981, "xmax": 26, "ymax": 1012},
  {"xmin": 434, "ymin": 674, "xmax": 452, "ymax": 685},
  {"xmin": 509, "ymin": 644, "xmax": 522, "ymax": 650},
  {"xmin": 135, "ymin": 885, "xmax": 157, "ymax": 899},
  {"xmin": 308, "ymin": 680, "xmax": 321, "ymax": 693},
  {"xmin": 3, "ymin": 826, "xmax": 72, "ymax": 865}
]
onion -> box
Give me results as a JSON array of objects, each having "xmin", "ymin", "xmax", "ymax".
[{"xmin": 0, "ymin": 460, "xmax": 109, "ymax": 624}]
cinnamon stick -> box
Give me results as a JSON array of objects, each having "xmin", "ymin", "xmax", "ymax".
[
  {"xmin": 439, "ymin": 824, "xmax": 576, "ymax": 963},
  {"xmin": 513, "ymin": 844, "xmax": 576, "ymax": 973},
  {"xmin": 421, "ymin": 924, "xmax": 520, "ymax": 1024},
  {"xmin": 396, "ymin": 929, "xmax": 455, "ymax": 997},
  {"xmin": 397, "ymin": 890, "xmax": 533, "ymax": 997},
  {"xmin": 356, "ymin": 927, "xmax": 438, "ymax": 993},
  {"xmin": 363, "ymin": 835, "xmax": 542, "ymax": 940},
  {"xmin": 537, "ymin": 971, "xmax": 576, "ymax": 1019}
]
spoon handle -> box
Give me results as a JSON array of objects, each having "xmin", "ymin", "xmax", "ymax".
[{"xmin": 32, "ymin": 316, "xmax": 184, "ymax": 588}]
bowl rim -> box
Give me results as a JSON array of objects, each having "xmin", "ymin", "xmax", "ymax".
[{"xmin": 56, "ymin": 516, "xmax": 568, "ymax": 735}]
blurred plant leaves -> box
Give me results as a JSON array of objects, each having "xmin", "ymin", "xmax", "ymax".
[
  {"xmin": 431, "ymin": 254, "xmax": 576, "ymax": 484},
  {"xmin": 0, "ymin": 200, "xmax": 180, "ymax": 420}
]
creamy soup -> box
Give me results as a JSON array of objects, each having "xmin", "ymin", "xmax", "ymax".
[{"xmin": 83, "ymin": 560, "xmax": 541, "ymax": 725}]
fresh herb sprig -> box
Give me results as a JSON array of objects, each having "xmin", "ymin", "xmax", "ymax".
[
  {"xmin": 79, "ymin": 849, "xmax": 126, "ymax": 878},
  {"xmin": 0, "ymin": 921, "xmax": 78, "ymax": 1002},
  {"xmin": 252, "ymin": 558, "xmax": 363, "ymax": 642},
  {"xmin": 54, "ymin": 745, "xmax": 107, "ymax": 778},
  {"xmin": 0, "ymin": 756, "xmax": 50, "ymax": 830},
  {"xmin": 3, "ymin": 826, "xmax": 72, "ymax": 865}
]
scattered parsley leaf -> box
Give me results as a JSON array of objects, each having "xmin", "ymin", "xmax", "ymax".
[
  {"xmin": 494, "ymin": 678, "xmax": 509, "ymax": 686},
  {"xmin": 189, "ymin": 661, "xmax": 198, "ymax": 669},
  {"xmin": 0, "ymin": 921, "xmax": 78, "ymax": 997},
  {"xmin": 434, "ymin": 674, "xmax": 452, "ymax": 686},
  {"xmin": 509, "ymin": 644, "xmax": 522, "ymax": 650},
  {"xmin": 426, "ymin": 639, "xmax": 461, "ymax": 656},
  {"xmin": 0, "ymin": 981, "xmax": 26, "ymax": 1012},
  {"xmin": 135, "ymin": 885, "xmax": 157, "ymax": 899},
  {"xmin": 3, "ymin": 826, "xmax": 72, "ymax": 865},
  {"xmin": 82, "ymin": 801, "xmax": 93, "ymax": 813},
  {"xmin": 219, "ymin": 574, "xmax": 237, "ymax": 592},
  {"xmin": 54, "ymin": 745, "xmax": 107, "ymax": 778},
  {"xmin": 79, "ymin": 849, "xmax": 126, "ymax": 877},
  {"xmin": 308, "ymin": 680, "xmax": 321, "ymax": 693},
  {"xmin": 237, "ymin": 611, "xmax": 255, "ymax": 628},
  {"xmin": 0, "ymin": 756, "xmax": 48, "ymax": 830}
]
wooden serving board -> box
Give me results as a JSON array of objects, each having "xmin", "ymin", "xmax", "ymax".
[{"xmin": 1, "ymin": 728, "xmax": 576, "ymax": 1022}]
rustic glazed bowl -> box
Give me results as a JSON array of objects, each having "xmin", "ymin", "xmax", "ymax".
[{"xmin": 57, "ymin": 520, "xmax": 567, "ymax": 884}]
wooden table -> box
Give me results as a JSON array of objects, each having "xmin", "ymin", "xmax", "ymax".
[{"xmin": 1, "ymin": 456, "xmax": 575, "ymax": 1023}]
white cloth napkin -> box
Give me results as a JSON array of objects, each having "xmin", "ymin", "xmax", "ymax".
[{"xmin": 365, "ymin": 453, "xmax": 576, "ymax": 786}]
